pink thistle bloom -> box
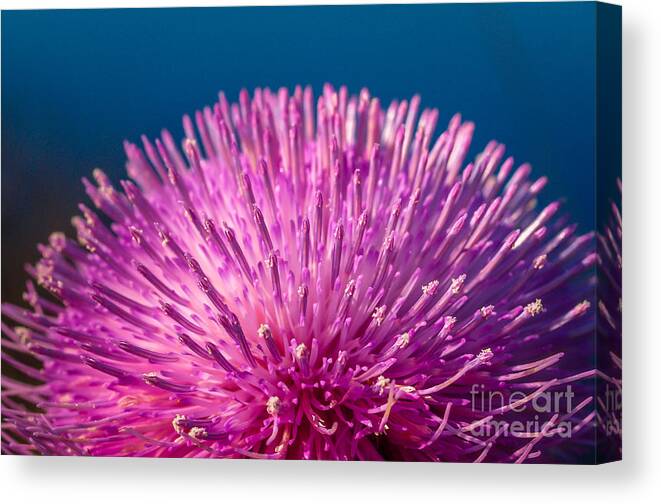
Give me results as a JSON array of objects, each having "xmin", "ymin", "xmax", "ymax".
[{"xmin": 2, "ymin": 85, "xmax": 597, "ymax": 462}]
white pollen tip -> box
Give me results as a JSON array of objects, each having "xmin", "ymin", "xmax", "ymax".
[
  {"xmin": 266, "ymin": 396, "xmax": 281, "ymax": 415},
  {"xmin": 189, "ymin": 427, "xmax": 207, "ymax": 440},
  {"xmin": 444, "ymin": 316, "xmax": 457, "ymax": 329},
  {"xmin": 373, "ymin": 375, "xmax": 391, "ymax": 394},
  {"xmin": 422, "ymin": 280, "xmax": 440, "ymax": 296},
  {"xmin": 396, "ymin": 332, "xmax": 410, "ymax": 349},
  {"xmin": 295, "ymin": 343, "xmax": 308, "ymax": 359},
  {"xmin": 258, "ymin": 323, "xmax": 271, "ymax": 338},
  {"xmin": 525, "ymin": 298, "xmax": 544, "ymax": 317},
  {"xmin": 172, "ymin": 414, "xmax": 186, "ymax": 435},
  {"xmin": 450, "ymin": 274, "xmax": 467, "ymax": 294},
  {"xmin": 478, "ymin": 348, "xmax": 494, "ymax": 362},
  {"xmin": 372, "ymin": 305, "xmax": 386, "ymax": 325}
]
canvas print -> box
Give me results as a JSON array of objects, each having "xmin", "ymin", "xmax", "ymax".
[{"xmin": 1, "ymin": 2, "xmax": 621, "ymax": 463}]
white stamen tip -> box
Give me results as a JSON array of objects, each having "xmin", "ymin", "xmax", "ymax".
[
  {"xmin": 189, "ymin": 427, "xmax": 207, "ymax": 440},
  {"xmin": 172, "ymin": 414, "xmax": 186, "ymax": 435},
  {"xmin": 295, "ymin": 343, "xmax": 308, "ymax": 359},
  {"xmin": 374, "ymin": 375, "xmax": 391, "ymax": 394},
  {"xmin": 450, "ymin": 274, "xmax": 466, "ymax": 294},
  {"xmin": 525, "ymin": 298, "xmax": 544, "ymax": 317},
  {"xmin": 478, "ymin": 348, "xmax": 493, "ymax": 362},
  {"xmin": 372, "ymin": 305, "xmax": 386, "ymax": 325},
  {"xmin": 422, "ymin": 280, "xmax": 440, "ymax": 296},
  {"xmin": 258, "ymin": 323, "xmax": 271, "ymax": 338},
  {"xmin": 396, "ymin": 332, "xmax": 410, "ymax": 349},
  {"xmin": 266, "ymin": 396, "xmax": 281, "ymax": 415}
]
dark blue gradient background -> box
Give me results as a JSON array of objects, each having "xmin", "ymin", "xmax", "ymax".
[{"xmin": 1, "ymin": 3, "xmax": 597, "ymax": 303}]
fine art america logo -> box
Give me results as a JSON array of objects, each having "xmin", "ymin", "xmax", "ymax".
[{"xmin": 469, "ymin": 384, "xmax": 579, "ymax": 438}]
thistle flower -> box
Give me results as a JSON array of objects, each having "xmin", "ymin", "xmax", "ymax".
[{"xmin": 2, "ymin": 85, "xmax": 597, "ymax": 462}]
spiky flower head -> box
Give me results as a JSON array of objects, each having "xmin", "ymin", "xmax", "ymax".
[{"xmin": 2, "ymin": 85, "xmax": 596, "ymax": 461}]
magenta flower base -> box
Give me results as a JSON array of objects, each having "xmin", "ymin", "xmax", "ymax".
[{"xmin": 1, "ymin": 3, "xmax": 622, "ymax": 464}]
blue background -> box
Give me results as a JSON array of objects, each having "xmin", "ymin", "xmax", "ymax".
[{"xmin": 2, "ymin": 3, "xmax": 597, "ymax": 303}]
